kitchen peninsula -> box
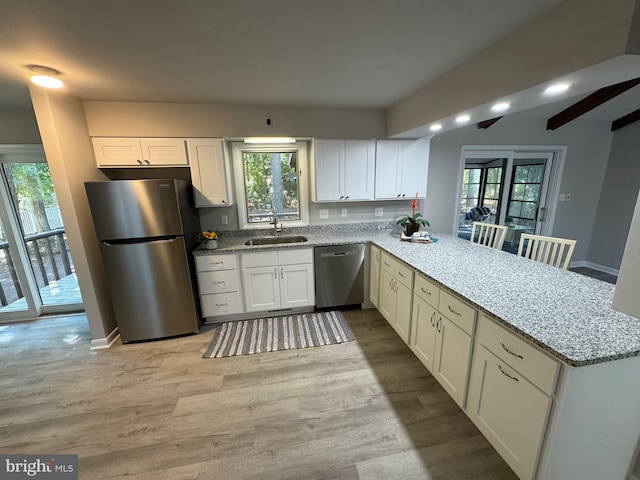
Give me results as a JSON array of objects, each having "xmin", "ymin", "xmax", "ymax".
[{"xmin": 197, "ymin": 226, "xmax": 640, "ymax": 480}]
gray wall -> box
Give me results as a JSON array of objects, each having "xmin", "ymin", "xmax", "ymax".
[
  {"xmin": 588, "ymin": 122, "xmax": 640, "ymax": 270},
  {"xmin": 426, "ymin": 117, "xmax": 613, "ymax": 262},
  {"xmin": 0, "ymin": 107, "xmax": 41, "ymax": 144}
]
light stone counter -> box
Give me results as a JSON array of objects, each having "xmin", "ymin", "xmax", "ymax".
[{"xmin": 195, "ymin": 225, "xmax": 640, "ymax": 366}]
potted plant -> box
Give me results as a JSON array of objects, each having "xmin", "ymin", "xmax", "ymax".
[
  {"xmin": 396, "ymin": 193, "xmax": 430, "ymax": 236},
  {"xmin": 197, "ymin": 230, "xmax": 220, "ymax": 250}
]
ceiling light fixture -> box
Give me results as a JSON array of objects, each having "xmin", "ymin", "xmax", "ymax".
[
  {"xmin": 491, "ymin": 102, "xmax": 511, "ymax": 113},
  {"xmin": 544, "ymin": 83, "xmax": 571, "ymax": 95},
  {"xmin": 455, "ymin": 115, "xmax": 471, "ymax": 124},
  {"xmin": 243, "ymin": 137, "xmax": 296, "ymax": 144},
  {"xmin": 429, "ymin": 124, "xmax": 443, "ymax": 132},
  {"xmin": 27, "ymin": 65, "xmax": 64, "ymax": 89}
]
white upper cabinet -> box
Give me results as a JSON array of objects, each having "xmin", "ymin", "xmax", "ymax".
[
  {"xmin": 374, "ymin": 139, "xmax": 429, "ymax": 200},
  {"xmin": 313, "ymin": 139, "xmax": 375, "ymax": 202},
  {"xmin": 187, "ymin": 138, "xmax": 233, "ymax": 208},
  {"xmin": 92, "ymin": 138, "xmax": 188, "ymax": 167}
]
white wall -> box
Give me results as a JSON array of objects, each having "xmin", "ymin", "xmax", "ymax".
[
  {"xmin": 29, "ymin": 87, "xmax": 116, "ymax": 344},
  {"xmin": 426, "ymin": 118, "xmax": 613, "ymax": 262},
  {"xmin": 588, "ymin": 122, "xmax": 640, "ymax": 270}
]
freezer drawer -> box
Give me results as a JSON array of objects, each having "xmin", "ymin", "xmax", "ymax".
[{"xmin": 99, "ymin": 236, "xmax": 199, "ymax": 342}]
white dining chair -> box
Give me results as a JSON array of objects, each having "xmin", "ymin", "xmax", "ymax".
[
  {"xmin": 517, "ymin": 233, "xmax": 576, "ymax": 270},
  {"xmin": 470, "ymin": 222, "xmax": 508, "ymax": 250}
]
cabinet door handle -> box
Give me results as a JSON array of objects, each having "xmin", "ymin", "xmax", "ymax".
[
  {"xmin": 436, "ymin": 316, "xmax": 442, "ymax": 333},
  {"xmin": 447, "ymin": 305, "xmax": 462, "ymax": 317},
  {"xmin": 396, "ymin": 194, "xmax": 401, "ymax": 198},
  {"xmin": 398, "ymin": 271, "xmax": 406, "ymax": 278},
  {"xmin": 376, "ymin": 251, "xmax": 380, "ymax": 261},
  {"xmin": 274, "ymin": 268, "xmax": 278, "ymax": 279},
  {"xmin": 497, "ymin": 364, "xmax": 519, "ymax": 382},
  {"xmin": 430, "ymin": 312, "xmax": 436, "ymax": 327},
  {"xmin": 340, "ymin": 195, "xmax": 344, "ymax": 199},
  {"xmin": 143, "ymin": 159, "xmax": 150, "ymax": 166},
  {"xmin": 136, "ymin": 159, "xmax": 143, "ymax": 165},
  {"xmin": 345, "ymin": 195, "xmax": 349, "ymax": 199},
  {"xmin": 401, "ymin": 193, "xmax": 406, "ymax": 198},
  {"xmin": 500, "ymin": 342, "xmax": 524, "ymax": 359},
  {"xmin": 280, "ymin": 267, "xmax": 284, "ymax": 279}
]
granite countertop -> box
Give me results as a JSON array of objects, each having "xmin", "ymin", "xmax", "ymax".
[{"xmin": 194, "ymin": 225, "xmax": 640, "ymax": 367}]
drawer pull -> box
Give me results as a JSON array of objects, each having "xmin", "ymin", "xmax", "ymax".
[
  {"xmin": 447, "ymin": 305, "xmax": 462, "ymax": 316},
  {"xmin": 500, "ymin": 342, "xmax": 524, "ymax": 359},
  {"xmin": 383, "ymin": 261, "xmax": 391, "ymax": 267},
  {"xmin": 398, "ymin": 271, "xmax": 407, "ymax": 278},
  {"xmin": 216, "ymin": 303, "xmax": 228, "ymax": 307},
  {"xmin": 212, "ymin": 261, "xmax": 224, "ymax": 266},
  {"xmin": 420, "ymin": 287, "xmax": 431, "ymax": 296},
  {"xmin": 498, "ymin": 364, "xmax": 519, "ymax": 382},
  {"xmin": 214, "ymin": 281, "xmax": 226, "ymax": 287}
]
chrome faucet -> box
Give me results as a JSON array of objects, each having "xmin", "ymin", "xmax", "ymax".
[{"xmin": 271, "ymin": 208, "xmax": 282, "ymax": 235}]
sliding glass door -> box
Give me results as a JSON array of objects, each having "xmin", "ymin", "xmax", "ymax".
[
  {"xmin": 457, "ymin": 148, "xmax": 560, "ymax": 252},
  {"xmin": 0, "ymin": 153, "xmax": 82, "ymax": 321}
]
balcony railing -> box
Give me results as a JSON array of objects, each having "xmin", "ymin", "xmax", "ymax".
[{"xmin": 0, "ymin": 229, "xmax": 73, "ymax": 307}]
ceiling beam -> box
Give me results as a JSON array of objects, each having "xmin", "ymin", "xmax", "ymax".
[
  {"xmin": 547, "ymin": 77, "xmax": 640, "ymax": 130},
  {"xmin": 477, "ymin": 117, "xmax": 503, "ymax": 129},
  {"xmin": 611, "ymin": 108, "xmax": 640, "ymax": 131}
]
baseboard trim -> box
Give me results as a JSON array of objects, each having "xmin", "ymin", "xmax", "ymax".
[
  {"xmin": 570, "ymin": 260, "xmax": 620, "ymax": 276},
  {"xmin": 90, "ymin": 327, "xmax": 120, "ymax": 350}
]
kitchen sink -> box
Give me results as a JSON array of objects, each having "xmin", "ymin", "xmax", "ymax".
[{"xmin": 244, "ymin": 235, "xmax": 308, "ymax": 246}]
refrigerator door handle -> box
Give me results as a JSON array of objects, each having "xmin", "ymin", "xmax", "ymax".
[{"xmin": 102, "ymin": 237, "xmax": 180, "ymax": 247}]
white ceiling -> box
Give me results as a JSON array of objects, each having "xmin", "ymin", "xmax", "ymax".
[{"xmin": 1, "ymin": 0, "xmax": 567, "ymax": 110}]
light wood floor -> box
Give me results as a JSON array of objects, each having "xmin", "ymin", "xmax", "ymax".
[{"xmin": 0, "ymin": 309, "xmax": 517, "ymax": 480}]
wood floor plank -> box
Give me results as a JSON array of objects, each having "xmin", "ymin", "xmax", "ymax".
[{"xmin": 0, "ymin": 310, "xmax": 518, "ymax": 479}]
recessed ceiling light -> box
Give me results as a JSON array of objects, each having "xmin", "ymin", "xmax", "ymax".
[
  {"xmin": 30, "ymin": 75, "xmax": 64, "ymax": 88},
  {"xmin": 430, "ymin": 124, "xmax": 442, "ymax": 132},
  {"xmin": 26, "ymin": 65, "xmax": 64, "ymax": 89},
  {"xmin": 455, "ymin": 115, "xmax": 471, "ymax": 124},
  {"xmin": 544, "ymin": 83, "xmax": 571, "ymax": 95},
  {"xmin": 491, "ymin": 102, "xmax": 511, "ymax": 113}
]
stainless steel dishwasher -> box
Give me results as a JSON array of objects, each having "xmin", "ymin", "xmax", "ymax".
[{"xmin": 314, "ymin": 244, "xmax": 365, "ymax": 309}]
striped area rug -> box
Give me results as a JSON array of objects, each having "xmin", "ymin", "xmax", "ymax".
[{"xmin": 203, "ymin": 311, "xmax": 355, "ymax": 358}]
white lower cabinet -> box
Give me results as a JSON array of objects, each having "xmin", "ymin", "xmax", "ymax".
[
  {"xmin": 241, "ymin": 248, "xmax": 315, "ymax": 313},
  {"xmin": 195, "ymin": 253, "xmax": 244, "ymax": 318},
  {"xmin": 410, "ymin": 273, "xmax": 475, "ymax": 408},
  {"xmin": 466, "ymin": 315, "xmax": 559, "ymax": 480},
  {"xmin": 379, "ymin": 252, "xmax": 414, "ymax": 343},
  {"xmin": 369, "ymin": 245, "xmax": 381, "ymax": 307}
]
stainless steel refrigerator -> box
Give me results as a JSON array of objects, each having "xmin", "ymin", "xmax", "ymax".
[{"xmin": 85, "ymin": 179, "xmax": 201, "ymax": 342}]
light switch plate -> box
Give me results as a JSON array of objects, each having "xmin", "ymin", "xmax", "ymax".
[
  {"xmin": 342, "ymin": 208, "xmax": 348, "ymax": 217},
  {"xmin": 374, "ymin": 207, "xmax": 383, "ymax": 217},
  {"xmin": 221, "ymin": 215, "xmax": 228, "ymax": 224},
  {"xmin": 319, "ymin": 209, "xmax": 329, "ymax": 219}
]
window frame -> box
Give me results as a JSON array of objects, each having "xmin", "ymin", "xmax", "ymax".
[{"xmin": 231, "ymin": 141, "xmax": 310, "ymax": 231}]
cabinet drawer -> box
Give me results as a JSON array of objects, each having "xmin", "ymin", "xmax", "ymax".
[
  {"xmin": 201, "ymin": 292, "xmax": 244, "ymax": 317},
  {"xmin": 242, "ymin": 251, "xmax": 278, "ymax": 268},
  {"xmin": 278, "ymin": 248, "xmax": 313, "ymax": 265},
  {"xmin": 195, "ymin": 254, "xmax": 237, "ymax": 272},
  {"xmin": 414, "ymin": 274, "xmax": 439, "ymax": 308},
  {"xmin": 477, "ymin": 315, "xmax": 559, "ymax": 395},
  {"xmin": 198, "ymin": 270, "xmax": 239, "ymax": 295},
  {"xmin": 381, "ymin": 252, "xmax": 413, "ymax": 288},
  {"xmin": 438, "ymin": 290, "xmax": 476, "ymax": 335}
]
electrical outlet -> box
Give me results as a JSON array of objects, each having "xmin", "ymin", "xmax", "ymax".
[
  {"xmin": 559, "ymin": 194, "xmax": 566, "ymax": 202},
  {"xmin": 221, "ymin": 215, "xmax": 228, "ymax": 225},
  {"xmin": 342, "ymin": 208, "xmax": 348, "ymax": 217},
  {"xmin": 319, "ymin": 209, "xmax": 329, "ymax": 219},
  {"xmin": 374, "ymin": 207, "xmax": 383, "ymax": 217}
]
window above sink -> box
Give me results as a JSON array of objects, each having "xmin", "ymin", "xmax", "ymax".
[{"xmin": 231, "ymin": 141, "xmax": 310, "ymax": 231}]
